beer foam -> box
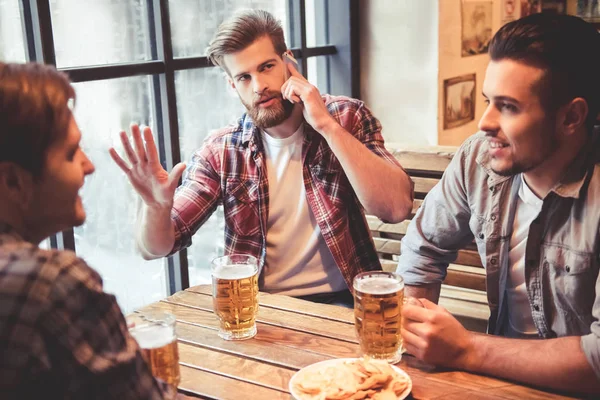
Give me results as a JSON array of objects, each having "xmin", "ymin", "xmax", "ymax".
[
  {"xmin": 355, "ymin": 276, "xmax": 404, "ymax": 295},
  {"xmin": 212, "ymin": 264, "xmax": 257, "ymax": 280},
  {"xmin": 130, "ymin": 324, "xmax": 175, "ymax": 349}
]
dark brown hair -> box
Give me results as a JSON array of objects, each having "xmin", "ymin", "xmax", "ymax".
[
  {"xmin": 489, "ymin": 14, "xmax": 600, "ymax": 129},
  {"xmin": 207, "ymin": 9, "xmax": 287, "ymax": 73},
  {"xmin": 0, "ymin": 62, "xmax": 75, "ymax": 177}
]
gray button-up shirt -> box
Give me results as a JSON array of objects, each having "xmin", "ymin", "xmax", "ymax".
[{"xmin": 397, "ymin": 129, "xmax": 600, "ymax": 378}]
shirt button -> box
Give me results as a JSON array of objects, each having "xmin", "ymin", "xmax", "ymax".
[
  {"xmin": 565, "ymin": 265, "xmax": 571, "ymax": 273},
  {"xmin": 478, "ymin": 233, "xmax": 485, "ymax": 240},
  {"xmin": 490, "ymin": 215, "xmax": 497, "ymax": 221},
  {"xmin": 534, "ymin": 305, "xmax": 540, "ymax": 312},
  {"xmin": 490, "ymin": 257, "xmax": 497, "ymax": 265},
  {"xmin": 489, "ymin": 185, "xmax": 495, "ymax": 192}
]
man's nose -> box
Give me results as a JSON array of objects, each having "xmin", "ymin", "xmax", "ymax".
[{"xmin": 478, "ymin": 104, "xmax": 499, "ymax": 135}]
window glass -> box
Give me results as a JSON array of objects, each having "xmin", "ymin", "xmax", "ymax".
[
  {"xmin": 50, "ymin": 0, "xmax": 153, "ymax": 68},
  {"xmin": 305, "ymin": 0, "xmax": 329, "ymax": 47},
  {"xmin": 0, "ymin": 0, "xmax": 27, "ymax": 62},
  {"xmin": 72, "ymin": 75, "xmax": 167, "ymax": 314},
  {"xmin": 169, "ymin": 0, "xmax": 289, "ymax": 58},
  {"xmin": 175, "ymin": 67, "xmax": 245, "ymax": 285},
  {"xmin": 307, "ymin": 55, "xmax": 330, "ymax": 94}
]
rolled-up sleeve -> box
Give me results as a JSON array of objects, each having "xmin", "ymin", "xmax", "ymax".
[
  {"xmin": 170, "ymin": 141, "xmax": 222, "ymax": 254},
  {"xmin": 396, "ymin": 141, "xmax": 475, "ymax": 285}
]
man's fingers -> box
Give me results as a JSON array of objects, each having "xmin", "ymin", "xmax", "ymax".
[
  {"xmin": 168, "ymin": 162, "xmax": 186, "ymax": 191},
  {"xmin": 402, "ymin": 303, "xmax": 431, "ymax": 322},
  {"xmin": 119, "ymin": 130, "xmax": 138, "ymax": 165},
  {"xmin": 287, "ymin": 61, "xmax": 303, "ymax": 78},
  {"xmin": 401, "ymin": 328, "xmax": 427, "ymax": 355},
  {"xmin": 419, "ymin": 298, "xmax": 441, "ymax": 311},
  {"xmin": 132, "ymin": 124, "xmax": 148, "ymax": 163},
  {"xmin": 109, "ymin": 148, "xmax": 131, "ymax": 173},
  {"xmin": 143, "ymin": 127, "xmax": 160, "ymax": 164}
]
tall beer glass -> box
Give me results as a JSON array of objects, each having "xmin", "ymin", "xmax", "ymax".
[
  {"xmin": 128, "ymin": 311, "xmax": 180, "ymax": 396},
  {"xmin": 353, "ymin": 271, "xmax": 404, "ymax": 363},
  {"xmin": 211, "ymin": 254, "xmax": 259, "ymax": 340}
]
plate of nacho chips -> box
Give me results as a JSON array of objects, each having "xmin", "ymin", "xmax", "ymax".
[{"xmin": 289, "ymin": 358, "xmax": 412, "ymax": 400}]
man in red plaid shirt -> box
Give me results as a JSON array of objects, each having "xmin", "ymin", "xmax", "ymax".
[{"xmin": 111, "ymin": 10, "xmax": 413, "ymax": 305}]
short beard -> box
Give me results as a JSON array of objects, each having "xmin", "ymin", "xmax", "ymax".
[{"xmin": 242, "ymin": 92, "xmax": 294, "ymax": 129}]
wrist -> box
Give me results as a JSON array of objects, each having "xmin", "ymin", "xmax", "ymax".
[
  {"xmin": 457, "ymin": 331, "xmax": 483, "ymax": 371},
  {"xmin": 316, "ymin": 118, "xmax": 342, "ymax": 140}
]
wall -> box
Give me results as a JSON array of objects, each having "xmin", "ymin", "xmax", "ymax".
[
  {"xmin": 438, "ymin": 0, "xmax": 504, "ymax": 146},
  {"xmin": 360, "ymin": 0, "xmax": 439, "ymax": 146}
]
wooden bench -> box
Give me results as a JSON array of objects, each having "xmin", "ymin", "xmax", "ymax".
[{"xmin": 369, "ymin": 145, "xmax": 490, "ymax": 332}]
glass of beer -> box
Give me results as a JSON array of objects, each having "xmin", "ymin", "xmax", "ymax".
[
  {"xmin": 211, "ymin": 254, "xmax": 259, "ymax": 340},
  {"xmin": 353, "ymin": 271, "xmax": 404, "ymax": 364},
  {"xmin": 128, "ymin": 311, "xmax": 180, "ymax": 396}
]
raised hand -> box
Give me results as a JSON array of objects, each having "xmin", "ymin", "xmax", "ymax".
[
  {"xmin": 280, "ymin": 62, "xmax": 338, "ymax": 134},
  {"xmin": 109, "ymin": 124, "xmax": 186, "ymax": 209}
]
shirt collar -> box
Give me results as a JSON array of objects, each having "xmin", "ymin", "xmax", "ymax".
[{"xmin": 551, "ymin": 127, "xmax": 600, "ymax": 199}]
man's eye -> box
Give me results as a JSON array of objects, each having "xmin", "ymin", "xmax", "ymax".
[
  {"xmin": 500, "ymin": 102, "xmax": 517, "ymax": 112},
  {"xmin": 238, "ymin": 75, "xmax": 249, "ymax": 82}
]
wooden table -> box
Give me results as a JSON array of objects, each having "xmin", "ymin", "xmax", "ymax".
[{"xmin": 133, "ymin": 285, "xmax": 579, "ymax": 400}]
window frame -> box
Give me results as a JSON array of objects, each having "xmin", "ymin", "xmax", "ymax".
[{"xmin": 18, "ymin": 0, "xmax": 359, "ymax": 295}]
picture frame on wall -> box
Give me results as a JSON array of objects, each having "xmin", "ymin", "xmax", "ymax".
[
  {"xmin": 443, "ymin": 74, "xmax": 476, "ymax": 130},
  {"xmin": 501, "ymin": 0, "xmax": 517, "ymax": 23},
  {"xmin": 521, "ymin": 0, "xmax": 543, "ymax": 18},
  {"xmin": 461, "ymin": 0, "xmax": 493, "ymax": 57}
]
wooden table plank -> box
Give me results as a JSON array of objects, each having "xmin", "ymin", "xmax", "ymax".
[
  {"xmin": 140, "ymin": 302, "xmax": 331, "ymax": 369},
  {"xmin": 178, "ymin": 365, "xmax": 290, "ymax": 400},
  {"xmin": 164, "ymin": 290, "xmax": 358, "ymax": 343},
  {"xmin": 133, "ymin": 286, "xmax": 582, "ymax": 400},
  {"xmin": 482, "ymin": 385, "xmax": 580, "ymax": 400},
  {"xmin": 141, "ymin": 300, "xmax": 361, "ymax": 361},
  {"xmin": 188, "ymin": 285, "xmax": 355, "ymax": 324},
  {"xmin": 178, "ymin": 342, "xmax": 295, "ymax": 392}
]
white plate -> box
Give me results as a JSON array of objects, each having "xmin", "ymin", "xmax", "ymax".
[{"xmin": 289, "ymin": 358, "xmax": 413, "ymax": 400}]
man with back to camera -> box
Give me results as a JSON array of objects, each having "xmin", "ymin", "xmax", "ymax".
[
  {"xmin": 0, "ymin": 62, "xmax": 174, "ymax": 399},
  {"xmin": 110, "ymin": 9, "xmax": 414, "ymax": 307},
  {"xmin": 398, "ymin": 14, "xmax": 600, "ymax": 394}
]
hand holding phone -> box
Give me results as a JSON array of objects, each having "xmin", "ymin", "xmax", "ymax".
[{"xmin": 282, "ymin": 52, "xmax": 301, "ymax": 103}]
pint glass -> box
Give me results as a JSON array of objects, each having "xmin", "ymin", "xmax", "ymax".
[
  {"xmin": 128, "ymin": 311, "xmax": 180, "ymax": 393},
  {"xmin": 211, "ymin": 254, "xmax": 259, "ymax": 340},
  {"xmin": 353, "ymin": 271, "xmax": 404, "ymax": 363}
]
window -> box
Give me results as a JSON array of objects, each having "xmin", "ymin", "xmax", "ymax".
[
  {"xmin": 0, "ymin": 0, "xmax": 27, "ymax": 62},
  {"xmin": 2, "ymin": 0, "xmax": 357, "ymax": 313}
]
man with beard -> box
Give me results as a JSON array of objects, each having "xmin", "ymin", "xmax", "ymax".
[
  {"xmin": 110, "ymin": 10, "xmax": 413, "ymax": 306},
  {"xmin": 398, "ymin": 14, "xmax": 600, "ymax": 394}
]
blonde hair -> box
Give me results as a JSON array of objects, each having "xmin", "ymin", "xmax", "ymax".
[{"xmin": 207, "ymin": 10, "xmax": 287, "ymax": 73}]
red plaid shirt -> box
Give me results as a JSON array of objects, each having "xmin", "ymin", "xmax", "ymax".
[{"xmin": 171, "ymin": 95, "xmax": 405, "ymax": 290}]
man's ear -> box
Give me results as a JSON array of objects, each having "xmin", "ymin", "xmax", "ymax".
[
  {"xmin": 0, "ymin": 162, "xmax": 34, "ymax": 206},
  {"xmin": 560, "ymin": 97, "xmax": 588, "ymax": 136}
]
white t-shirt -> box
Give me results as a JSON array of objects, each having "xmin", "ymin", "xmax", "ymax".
[
  {"xmin": 505, "ymin": 174, "xmax": 543, "ymax": 337},
  {"xmin": 260, "ymin": 126, "xmax": 346, "ymax": 297}
]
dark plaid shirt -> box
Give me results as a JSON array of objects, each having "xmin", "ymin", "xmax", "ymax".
[
  {"xmin": 171, "ymin": 95, "xmax": 409, "ymax": 290},
  {"xmin": 0, "ymin": 223, "xmax": 168, "ymax": 399}
]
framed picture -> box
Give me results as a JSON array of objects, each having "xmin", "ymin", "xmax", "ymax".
[
  {"xmin": 443, "ymin": 74, "xmax": 476, "ymax": 130},
  {"xmin": 501, "ymin": 0, "xmax": 517, "ymax": 23},
  {"xmin": 521, "ymin": 0, "xmax": 543, "ymax": 18},
  {"xmin": 461, "ymin": 1, "xmax": 493, "ymax": 57}
]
